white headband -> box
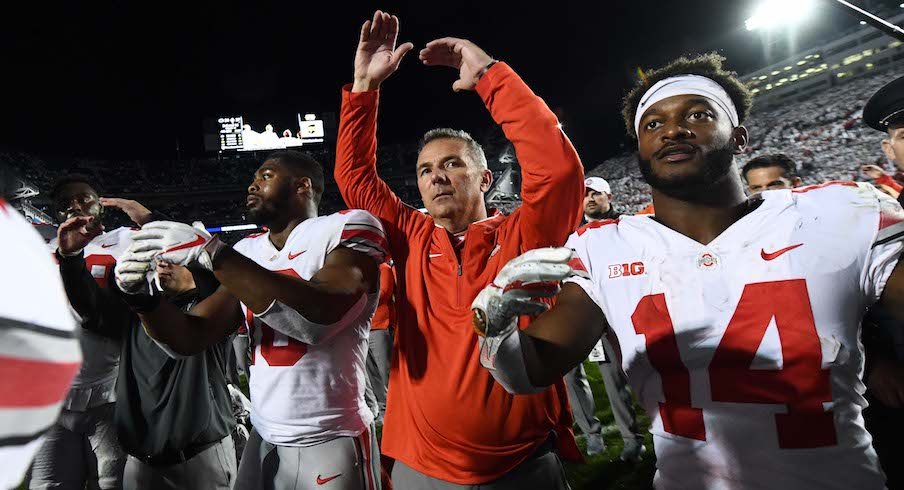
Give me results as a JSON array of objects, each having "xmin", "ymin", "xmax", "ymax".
[{"xmin": 633, "ymin": 74, "xmax": 739, "ymax": 135}]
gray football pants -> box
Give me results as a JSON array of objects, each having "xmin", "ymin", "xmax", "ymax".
[
  {"xmin": 364, "ymin": 328, "xmax": 392, "ymax": 419},
  {"xmin": 594, "ymin": 337, "xmax": 644, "ymax": 443},
  {"xmin": 563, "ymin": 363, "xmax": 602, "ymax": 437},
  {"xmin": 123, "ymin": 434, "xmax": 236, "ymax": 490},
  {"xmin": 29, "ymin": 403, "xmax": 126, "ymax": 490},
  {"xmin": 390, "ymin": 449, "xmax": 571, "ymax": 489},
  {"xmin": 234, "ymin": 426, "xmax": 381, "ymax": 490}
]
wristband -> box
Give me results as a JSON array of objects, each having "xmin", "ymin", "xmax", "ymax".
[{"xmin": 477, "ymin": 60, "xmax": 499, "ymax": 81}]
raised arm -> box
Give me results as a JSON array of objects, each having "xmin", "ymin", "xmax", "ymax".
[
  {"xmin": 420, "ymin": 38, "xmax": 585, "ymax": 249},
  {"xmin": 54, "ymin": 216, "xmax": 129, "ymax": 339},
  {"xmin": 335, "ymin": 11, "xmax": 421, "ymax": 239}
]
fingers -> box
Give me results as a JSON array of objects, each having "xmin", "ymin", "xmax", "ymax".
[
  {"xmin": 140, "ymin": 220, "xmax": 183, "ymax": 231},
  {"xmin": 370, "ymin": 10, "xmax": 383, "ymax": 40},
  {"xmin": 59, "ymin": 215, "xmax": 93, "ymax": 232},
  {"xmin": 389, "ymin": 14, "xmax": 400, "ymax": 47},
  {"xmin": 132, "ymin": 229, "xmax": 166, "ymax": 241},
  {"xmin": 359, "ymin": 20, "xmax": 371, "ymax": 43},
  {"xmin": 99, "ymin": 197, "xmax": 129, "ymax": 208},
  {"xmin": 392, "ymin": 42, "xmax": 414, "ymax": 66}
]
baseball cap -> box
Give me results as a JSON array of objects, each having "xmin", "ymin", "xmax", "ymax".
[
  {"xmin": 584, "ymin": 177, "xmax": 611, "ymax": 194},
  {"xmin": 863, "ymin": 75, "xmax": 904, "ymax": 132}
]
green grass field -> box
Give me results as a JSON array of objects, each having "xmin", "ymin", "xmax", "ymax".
[{"xmin": 564, "ymin": 361, "xmax": 656, "ymax": 490}]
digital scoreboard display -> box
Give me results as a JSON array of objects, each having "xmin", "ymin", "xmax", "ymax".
[
  {"xmin": 208, "ymin": 113, "xmax": 331, "ymax": 152},
  {"xmin": 218, "ymin": 116, "xmax": 244, "ymax": 150}
]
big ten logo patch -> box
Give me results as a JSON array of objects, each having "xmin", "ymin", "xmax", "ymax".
[{"xmin": 608, "ymin": 262, "xmax": 645, "ymax": 279}]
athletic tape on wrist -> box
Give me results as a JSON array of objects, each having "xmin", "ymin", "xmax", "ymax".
[{"xmin": 478, "ymin": 326, "xmax": 545, "ymax": 395}]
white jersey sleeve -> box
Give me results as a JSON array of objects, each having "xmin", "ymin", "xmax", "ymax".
[
  {"xmin": 860, "ymin": 186, "xmax": 904, "ymax": 303},
  {"xmin": 563, "ymin": 219, "xmax": 618, "ymax": 318},
  {"xmin": 0, "ymin": 201, "xmax": 81, "ymax": 490},
  {"xmin": 335, "ymin": 209, "xmax": 388, "ymax": 264}
]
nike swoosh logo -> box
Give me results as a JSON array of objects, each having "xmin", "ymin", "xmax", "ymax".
[
  {"xmin": 163, "ymin": 234, "xmax": 208, "ymax": 254},
  {"xmin": 429, "ymin": 253, "xmax": 443, "ymax": 258},
  {"xmin": 288, "ymin": 250, "xmax": 305, "ymax": 260},
  {"xmin": 316, "ymin": 474, "xmax": 341, "ymax": 485},
  {"xmin": 101, "ymin": 243, "xmax": 116, "ymax": 249},
  {"xmin": 761, "ymin": 243, "xmax": 803, "ymax": 261}
]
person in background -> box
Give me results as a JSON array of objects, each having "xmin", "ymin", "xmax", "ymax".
[{"xmin": 741, "ymin": 154, "xmax": 801, "ymax": 195}]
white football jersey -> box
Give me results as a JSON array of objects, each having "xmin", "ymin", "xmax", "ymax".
[
  {"xmin": 566, "ymin": 182, "xmax": 904, "ymax": 490},
  {"xmin": 0, "ymin": 201, "xmax": 81, "ymax": 489},
  {"xmin": 233, "ymin": 209, "xmax": 387, "ymax": 446},
  {"xmin": 49, "ymin": 227, "xmax": 132, "ymax": 409}
]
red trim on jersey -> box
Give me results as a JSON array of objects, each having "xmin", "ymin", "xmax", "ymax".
[
  {"xmin": 0, "ymin": 198, "xmax": 8, "ymax": 216},
  {"xmin": 790, "ymin": 181, "xmax": 858, "ymax": 194},
  {"xmin": 879, "ymin": 210, "xmax": 904, "ymax": 231},
  {"xmin": 576, "ymin": 218, "xmax": 619, "ymax": 236},
  {"xmin": 246, "ymin": 232, "xmax": 266, "ymax": 239},
  {"xmin": 0, "ymin": 357, "xmax": 81, "ymax": 407},
  {"xmin": 567, "ymin": 257, "xmax": 587, "ymax": 272},
  {"xmin": 341, "ymin": 229, "xmax": 389, "ymax": 252}
]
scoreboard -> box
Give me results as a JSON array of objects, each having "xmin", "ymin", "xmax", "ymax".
[
  {"xmin": 207, "ymin": 113, "xmax": 332, "ymax": 153},
  {"xmin": 218, "ymin": 116, "xmax": 244, "ymax": 151}
]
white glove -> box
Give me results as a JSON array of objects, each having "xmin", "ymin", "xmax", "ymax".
[
  {"xmin": 114, "ymin": 244, "xmax": 156, "ymax": 295},
  {"xmin": 131, "ymin": 221, "xmax": 226, "ymax": 271},
  {"xmin": 471, "ymin": 247, "xmax": 586, "ymax": 369}
]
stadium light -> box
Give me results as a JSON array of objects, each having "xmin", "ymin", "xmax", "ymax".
[{"xmin": 745, "ymin": 0, "xmax": 816, "ymax": 31}]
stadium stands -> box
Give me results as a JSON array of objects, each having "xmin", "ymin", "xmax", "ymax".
[{"xmin": 2, "ymin": 62, "xmax": 900, "ymax": 227}]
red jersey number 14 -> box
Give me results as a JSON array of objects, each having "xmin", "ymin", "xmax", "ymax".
[{"xmin": 631, "ymin": 279, "xmax": 836, "ymax": 449}]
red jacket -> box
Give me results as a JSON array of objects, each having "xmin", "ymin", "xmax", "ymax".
[
  {"xmin": 335, "ymin": 63, "xmax": 585, "ymax": 484},
  {"xmin": 371, "ymin": 262, "xmax": 395, "ymax": 331}
]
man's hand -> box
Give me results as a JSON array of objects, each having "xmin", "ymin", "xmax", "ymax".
[
  {"xmin": 57, "ymin": 216, "xmax": 104, "ymax": 255},
  {"xmin": 868, "ymin": 357, "xmax": 904, "ymax": 408},
  {"xmin": 114, "ymin": 245, "xmax": 156, "ymax": 295},
  {"xmin": 352, "ymin": 10, "xmax": 414, "ymax": 93},
  {"xmin": 131, "ymin": 221, "xmax": 226, "ymax": 271},
  {"xmin": 419, "ymin": 38, "xmax": 495, "ymax": 92},
  {"xmin": 100, "ymin": 197, "xmax": 153, "ymax": 226},
  {"xmin": 861, "ymin": 165, "xmax": 889, "ymax": 181}
]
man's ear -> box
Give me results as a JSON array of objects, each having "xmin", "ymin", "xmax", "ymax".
[
  {"xmin": 296, "ymin": 176, "xmax": 313, "ymax": 197},
  {"xmin": 791, "ymin": 176, "xmax": 802, "ymax": 188},
  {"xmin": 882, "ymin": 139, "xmax": 896, "ymax": 164},
  {"xmin": 480, "ymin": 169, "xmax": 493, "ymax": 193},
  {"xmin": 732, "ymin": 126, "xmax": 749, "ymax": 154}
]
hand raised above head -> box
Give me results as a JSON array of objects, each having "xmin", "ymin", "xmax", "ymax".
[
  {"xmin": 352, "ymin": 10, "xmax": 414, "ymax": 92},
  {"xmin": 419, "ymin": 38, "xmax": 495, "ymax": 92},
  {"xmin": 57, "ymin": 215, "xmax": 103, "ymax": 255}
]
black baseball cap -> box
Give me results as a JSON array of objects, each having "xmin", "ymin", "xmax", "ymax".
[{"xmin": 864, "ymin": 75, "xmax": 904, "ymax": 131}]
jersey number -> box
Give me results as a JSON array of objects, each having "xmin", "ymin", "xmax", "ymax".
[
  {"xmin": 631, "ymin": 279, "xmax": 836, "ymax": 448},
  {"xmin": 250, "ymin": 269, "xmax": 308, "ymax": 367}
]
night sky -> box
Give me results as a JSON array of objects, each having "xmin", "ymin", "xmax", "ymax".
[{"xmin": 1, "ymin": 1, "xmax": 895, "ymax": 165}]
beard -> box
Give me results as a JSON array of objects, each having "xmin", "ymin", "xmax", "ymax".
[
  {"xmin": 246, "ymin": 203, "xmax": 278, "ymax": 225},
  {"xmin": 584, "ymin": 208, "xmax": 606, "ymax": 220},
  {"xmin": 638, "ymin": 144, "xmax": 736, "ymax": 201}
]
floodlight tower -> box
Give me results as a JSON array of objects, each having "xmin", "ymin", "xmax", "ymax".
[{"xmin": 745, "ymin": 0, "xmax": 904, "ymax": 41}]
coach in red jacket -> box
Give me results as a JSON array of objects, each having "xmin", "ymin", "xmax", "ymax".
[{"xmin": 335, "ymin": 11, "xmax": 585, "ymax": 489}]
